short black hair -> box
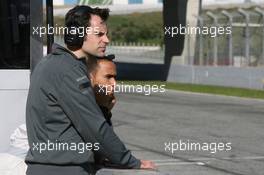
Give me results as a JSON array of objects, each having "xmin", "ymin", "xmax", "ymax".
[
  {"xmin": 86, "ymin": 55, "xmax": 115, "ymax": 74},
  {"xmin": 64, "ymin": 5, "xmax": 110, "ymax": 50},
  {"xmin": 65, "ymin": 5, "xmax": 109, "ymax": 28}
]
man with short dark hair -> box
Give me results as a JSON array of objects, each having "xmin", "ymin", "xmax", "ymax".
[
  {"xmin": 25, "ymin": 5, "xmax": 155, "ymax": 175},
  {"xmin": 87, "ymin": 55, "xmax": 117, "ymax": 127},
  {"xmin": 87, "ymin": 55, "xmax": 118, "ymax": 170},
  {"xmin": 88, "ymin": 56, "xmax": 157, "ymax": 171}
]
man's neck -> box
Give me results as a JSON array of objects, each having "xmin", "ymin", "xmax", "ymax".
[
  {"xmin": 69, "ymin": 48, "xmax": 96, "ymax": 63},
  {"xmin": 71, "ymin": 49, "xmax": 87, "ymax": 59}
]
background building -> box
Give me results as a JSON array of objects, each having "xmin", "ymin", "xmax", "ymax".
[
  {"xmin": 78, "ymin": 0, "xmax": 163, "ymax": 5},
  {"xmin": 53, "ymin": 0, "xmax": 64, "ymax": 5}
]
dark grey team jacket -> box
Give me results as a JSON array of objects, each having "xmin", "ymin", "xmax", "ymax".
[{"xmin": 25, "ymin": 45, "xmax": 140, "ymax": 168}]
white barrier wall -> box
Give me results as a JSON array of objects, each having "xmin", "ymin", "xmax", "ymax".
[
  {"xmin": 167, "ymin": 65, "xmax": 264, "ymax": 90},
  {"xmin": 0, "ymin": 70, "xmax": 30, "ymax": 152}
]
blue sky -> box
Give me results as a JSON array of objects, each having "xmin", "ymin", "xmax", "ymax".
[
  {"xmin": 64, "ymin": 0, "xmax": 77, "ymax": 5},
  {"xmin": 43, "ymin": 0, "xmax": 77, "ymax": 5}
]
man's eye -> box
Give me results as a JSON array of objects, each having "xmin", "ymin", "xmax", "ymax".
[
  {"xmin": 97, "ymin": 32, "xmax": 104, "ymax": 37},
  {"xmin": 105, "ymin": 75, "xmax": 112, "ymax": 79}
]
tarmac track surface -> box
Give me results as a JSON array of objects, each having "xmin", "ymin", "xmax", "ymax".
[{"xmin": 111, "ymin": 90, "xmax": 264, "ymax": 175}]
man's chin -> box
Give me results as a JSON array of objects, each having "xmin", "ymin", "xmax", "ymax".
[
  {"xmin": 99, "ymin": 52, "xmax": 105, "ymax": 57},
  {"xmin": 98, "ymin": 52, "xmax": 106, "ymax": 57},
  {"xmin": 87, "ymin": 52, "xmax": 105, "ymax": 58}
]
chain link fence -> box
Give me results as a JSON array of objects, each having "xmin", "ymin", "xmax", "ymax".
[{"xmin": 194, "ymin": 8, "xmax": 264, "ymax": 67}]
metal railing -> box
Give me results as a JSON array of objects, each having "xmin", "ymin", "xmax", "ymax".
[{"xmin": 54, "ymin": 35, "xmax": 164, "ymax": 63}]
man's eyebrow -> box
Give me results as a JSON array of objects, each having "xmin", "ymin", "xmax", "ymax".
[
  {"xmin": 97, "ymin": 31, "xmax": 108, "ymax": 35},
  {"xmin": 106, "ymin": 73, "xmax": 116, "ymax": 77}
]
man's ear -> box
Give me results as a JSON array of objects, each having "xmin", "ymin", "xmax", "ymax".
[
  {"xmin": 89, "ymin": 73, "xmax": 95, "ymax": 86},
  {"xmin": 89, "ymin": 72, "xmax": 94, "ymax": 80}
]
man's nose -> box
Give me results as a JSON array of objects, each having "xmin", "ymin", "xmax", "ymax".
[
  {"xmin": 111, "ymin": 79, "xmax": 116, "ymax": 88},
  {"xmin": 103, "ymin": 35, "xmax": 109, "ymax": 44}
]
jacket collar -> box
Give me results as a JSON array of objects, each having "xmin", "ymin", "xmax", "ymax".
[{"xmin": 51, "ymin": 43, "xmax": 87, "ymax": 66}]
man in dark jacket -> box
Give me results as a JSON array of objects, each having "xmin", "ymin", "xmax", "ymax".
[
  {"xmin": 87, "ymin": 55, "xmax": 118, "ymax": 169},
  {"xmin": 25, "ymin": 5, "xmax": 155, "ymax": 175}
]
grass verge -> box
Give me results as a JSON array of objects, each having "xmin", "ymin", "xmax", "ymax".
[{"xmin": 119, "ymin": 81, "xmax": 264, "ymax": 99}]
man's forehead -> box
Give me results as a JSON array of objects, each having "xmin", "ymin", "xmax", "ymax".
[
  {"xmin": 90, "ymin": 15, "xmax": 107, "ymax": 30},
  {"xmin": 97, "ymin": 60, "xmax": 116, "ymax": 71},
  {"xmin": 98, "ymin": 60, "xmax": 115, "ymax": 67}
]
